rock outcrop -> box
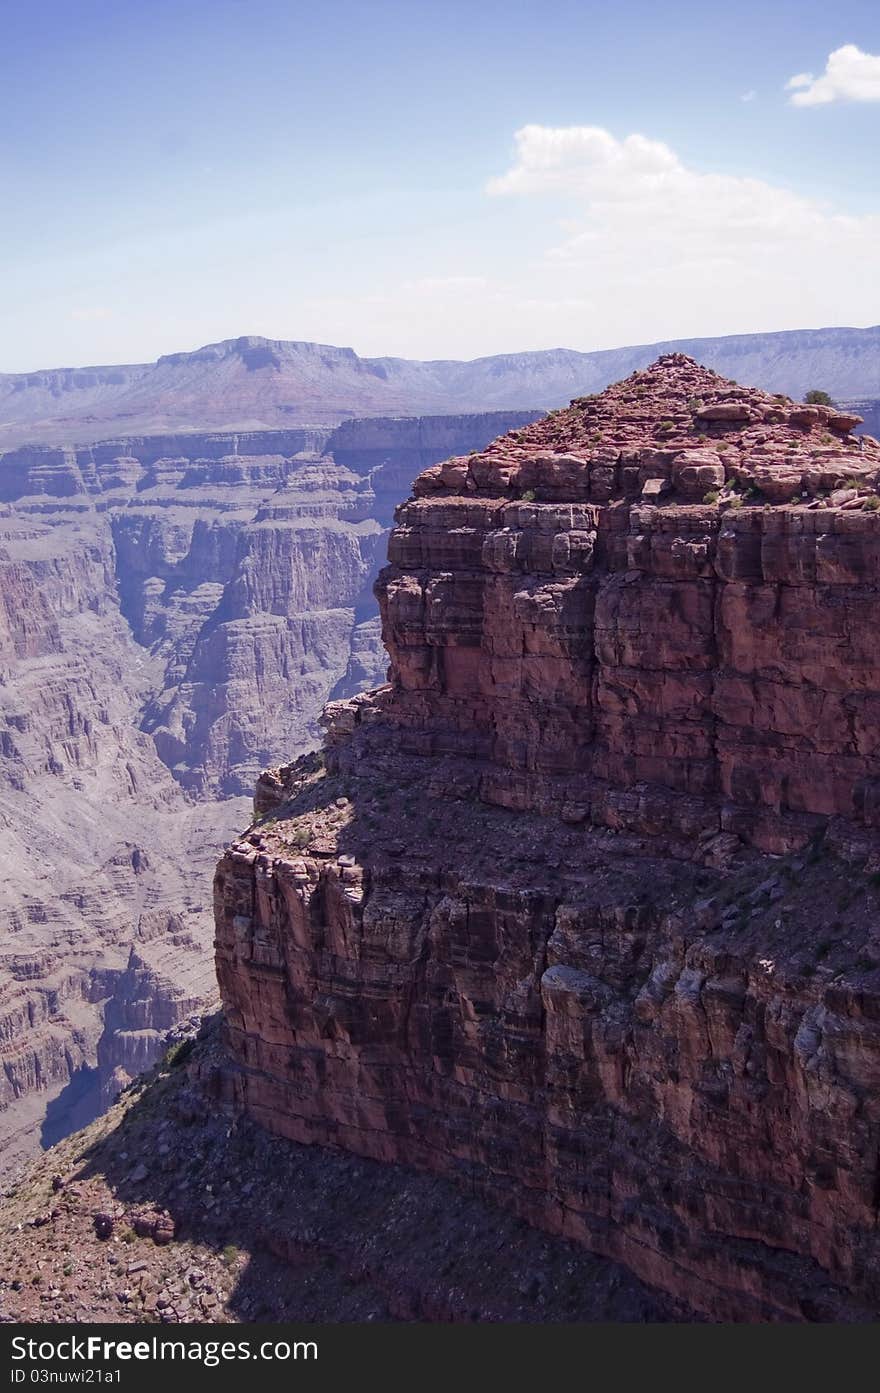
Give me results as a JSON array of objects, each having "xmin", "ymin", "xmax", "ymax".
[
  {"xmin": 0, "ymin": 411, "xmax": 537, "ymax": 1172},
  {"xmin": 216, "ymin": 356, "xmax": 880, "ymax": 1321}
]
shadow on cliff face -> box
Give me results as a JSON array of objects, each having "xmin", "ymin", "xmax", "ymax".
[
  {"xmin": 65, "ymin": 1015, "xmax": 686, "ymax": 1323},
  {"xmin": 41, "ymin": 1066, "xmax": 103, "ymax": 1151}
]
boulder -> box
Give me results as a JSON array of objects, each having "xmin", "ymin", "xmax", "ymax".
[
  {"xmin": 694, "ymin": 402, "xmax": 755, "ymax": 424},
  {"xmin": 752, "ymin": 467, "xmax": 803, "ymax": 502},
  {"xmin": 671, "ymin": 450, "xmax": 726, "ymax": 500},
  {"xmin": 828, "ymin": 412, "xmax": 864, "ymax": 434}
]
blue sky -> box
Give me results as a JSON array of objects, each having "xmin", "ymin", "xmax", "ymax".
[{"xmin": 2, "ymin": 0, "xmax": 878, "ymax": 370}]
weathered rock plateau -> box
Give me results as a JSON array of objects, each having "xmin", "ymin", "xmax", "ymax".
[{"xmin": 216, "ymin": 356, "xmax": 880, "ymax": 1320}]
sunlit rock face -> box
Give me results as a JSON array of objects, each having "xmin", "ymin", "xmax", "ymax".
[{"xmin": 376, "ymin": 354, "xmax": 880, "ymax": 855}]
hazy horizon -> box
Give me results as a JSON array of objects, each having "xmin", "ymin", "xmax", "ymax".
[{"xmin": 3, "ymin": 320, "xmax": 880, "ymax": 379}]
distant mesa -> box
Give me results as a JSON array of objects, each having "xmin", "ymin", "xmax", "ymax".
[{"xmin": 0, "ymin": 324, "xmax": 877, "ymax": 447}]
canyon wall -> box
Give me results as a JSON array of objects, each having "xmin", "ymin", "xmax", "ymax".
[
  {"xmin": 0, "ymin": 506, "xmax": 237, "ymax": 1174},
  {"xmin": 216, "ymin": 357, "xmax": 880, "ymax": 1320},
  {"xmin": 0, "ymin": 411, "xmax": 534, "ymax": 1171}
]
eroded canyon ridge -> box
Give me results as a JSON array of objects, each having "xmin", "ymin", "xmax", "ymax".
[
  {"xmin": 0, "ymin": 411, "xmax": 534, "ymax": 1173},
  {"xmin": 216, "ymin": 355, "xmax": 880, "ymax": 1321}
]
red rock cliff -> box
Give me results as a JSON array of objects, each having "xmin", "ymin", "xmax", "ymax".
[{"xmin": 215, "ymin": 357, "xmax": 880, "ymax": 1321}]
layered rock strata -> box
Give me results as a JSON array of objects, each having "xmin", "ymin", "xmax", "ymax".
[
  {"xmin": 0, "ymin": 508, "xmax": 242, "ymax": 1176},
  {"xmin": 216, "ymin": 357, "xmax": 880, "ymax": 1320},
  {"xmin": 1, "ymin": 414, "xmax": 536, "ymax": 796},
  {"xmin": 0, "ymin": 412, "xmax": 535, "ymax": 1170}
]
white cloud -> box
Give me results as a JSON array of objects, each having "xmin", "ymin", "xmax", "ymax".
[
  {"xmin": 486, "ymin": 125, "xmax": 679, "ymax": 199},
  {"xmin": 474, "ymin": 123, "xmax": 880, "ymax": 350},
  {"xmin": 740, "ymin": 90, "xmax": 757, "ymax": 103},
  {"xmin": 249, "ymin": 122, "xmax": 880, "ymax": 360},
  {"xmin": 70, "ymin": 306, "xmax": 113, "ymax": 321},
  {"xmin": 402, "ymin": 275, "xmax": 489, "ymax": 294},
  {"xmin": 786, "ymin": 43, "xmax": 880, "ymax": 105}
]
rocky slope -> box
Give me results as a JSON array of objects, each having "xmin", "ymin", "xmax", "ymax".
[
  {"xmin": 1, "ymin": 327, "xmax": 876, "ymax": 446},
  {"xmin": 0, "ymin": 1018, "xmax": 685, "ymax": 1324},
  {"xmin": 0, "ymin": 411, "xmax": 536, "ymax": 1174},
  {"xmin": 216, "ymin": 356, "xmax": 880, "ymax": 1321}
]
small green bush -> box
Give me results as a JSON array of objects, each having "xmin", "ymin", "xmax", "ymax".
[
  {"xmin": 805, "ymin": 389, "xmax": 833, "ymax": 406},
  {"xmin": 164, "ymin": 1038, "xmax": 194, "ymax": 1069}
]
